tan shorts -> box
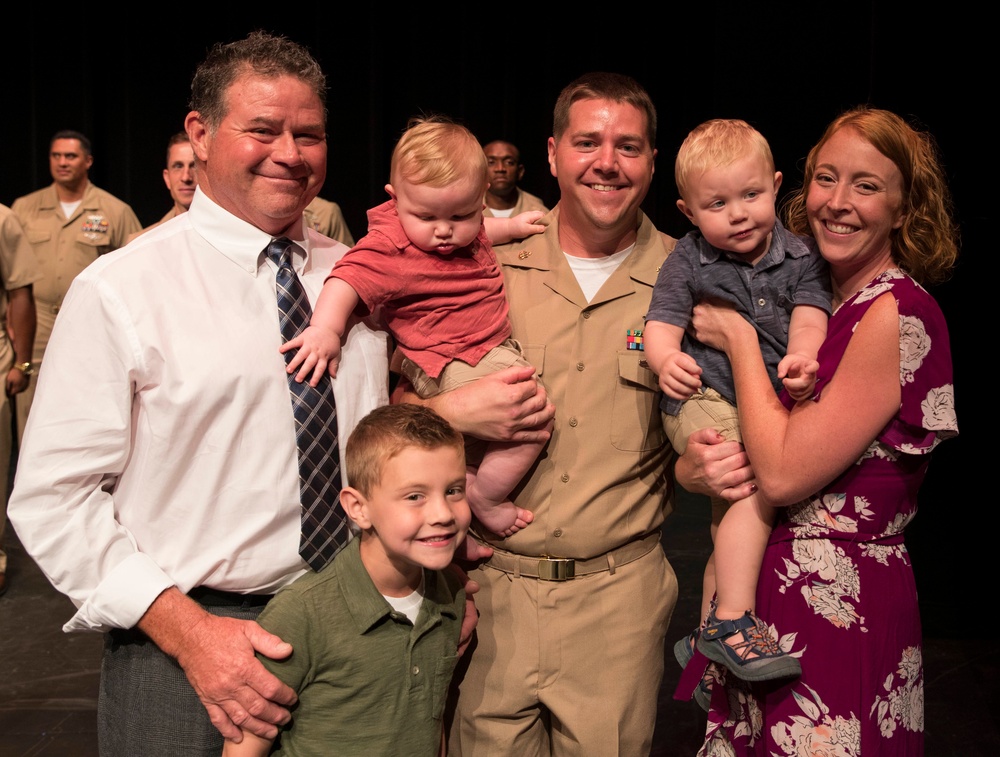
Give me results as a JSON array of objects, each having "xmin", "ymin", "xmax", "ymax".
[
  {"xmin": 400, "ymin": 338, "xmax": 534, "ymax": 399},
  {"xmin": 662, "ymin": 385, "xmax": 742, "ymax": 456}
]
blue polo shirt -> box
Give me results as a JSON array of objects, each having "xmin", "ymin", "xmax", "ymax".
[{"xmin": 645, "ymin": 219, "xmax": 831, "ymax": 414}]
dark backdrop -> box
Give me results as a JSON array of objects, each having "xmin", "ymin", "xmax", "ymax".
[{"xmin": 0, "ymin": 6, "xmax": 982, "ymax": 637}]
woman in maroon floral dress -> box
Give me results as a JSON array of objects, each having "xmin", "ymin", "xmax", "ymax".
[{"xmin": 678, "ymin": 107, "xmax": 960, "ymax": 756}]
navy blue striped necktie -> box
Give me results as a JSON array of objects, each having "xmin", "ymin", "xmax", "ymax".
[{"xmin": 267, "ymin": 237, "xmax": 349, "ymax": 570}]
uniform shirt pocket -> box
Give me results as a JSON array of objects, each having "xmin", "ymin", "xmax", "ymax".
[
  {"xmin": 26, "ymin": 229, "xmax": 52, "ymax": 245},
  {"xmin": 612, "ymin": 350, "xmax": 667, "ymax": 451}
]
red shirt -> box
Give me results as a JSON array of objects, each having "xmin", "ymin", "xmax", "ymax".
[{"xmin": 328, "ymin": 200, "xmax": 511, "ymax": 378}]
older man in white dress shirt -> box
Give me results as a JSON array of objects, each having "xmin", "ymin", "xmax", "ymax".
[{"xmin": 8, "ymin": 32, "xmax": 388, "ymax": 757}]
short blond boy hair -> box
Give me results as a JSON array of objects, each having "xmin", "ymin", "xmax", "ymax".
[
  {"xmin": 674, "ymin": 119, "xmax": 775, "ymax": 202},
  {"xmin": 390, "ymin": 115, "xmax": 488, "ymax": 189},
  {"xmin": 344, "ymin": 403, "xmax": 465, "ymax": 499}
]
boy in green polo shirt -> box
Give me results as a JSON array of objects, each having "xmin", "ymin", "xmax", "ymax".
[{"xmin": 223, "ymin": 403, "xmax": 471, "ymax": 757}]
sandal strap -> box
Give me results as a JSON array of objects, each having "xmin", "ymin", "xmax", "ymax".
[
  {"xmin": 701, "ymin": 612, "xmax": 754, "ymax": 641},
  {"xmin": 703, "ymin": 610, "xmax": 783, "ymax": 660}
]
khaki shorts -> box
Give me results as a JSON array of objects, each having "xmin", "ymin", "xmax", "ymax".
[
  {"xmin": 400, "ymin": 338, "xmax": 534, "ymax": 399},
  {"xmin": 662, "ymin": 385, "xmax": 741, "ymax": 456}
]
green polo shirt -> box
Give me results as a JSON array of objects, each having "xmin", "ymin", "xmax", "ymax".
[{"xmin": 257, "ymin": 537, "xmax": 465, "ymax": 756}]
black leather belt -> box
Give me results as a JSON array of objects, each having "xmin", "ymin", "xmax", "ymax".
[
  {"xmin": 188, "ymin": 586, "xmax": 273, "ymax": 607},
  {"xmin": 107, "ymin": 588, "xmax": 272, "ymax": 646}
]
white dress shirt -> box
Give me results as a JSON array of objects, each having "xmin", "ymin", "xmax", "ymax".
[{"xmin": 8, "ymin": 189, "xmax": 389, "ymax": 633}]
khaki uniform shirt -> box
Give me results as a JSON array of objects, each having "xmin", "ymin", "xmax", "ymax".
[
  {"xmin": 0, "ymin": 203, "xmax": 41, "ymax": 566},
  {"xmin": 482, "ymin": 188, "xmax": 549, "ymax": 218},
  {"xmin": 304, "ymin": 197, "xmax": 355, "ymax": 246},
  {"xmin": 0, "ymin": 204, "xmax": 42, "ymax": 369},
  {"xmin": 127, "ymin": 207, "xmax": 184, "ymax": 244},
  {"xmin": 488, "ymin": 207, "xmax": 677, "ymax": 559},
  {"xmin": 12, "ymin": 182, "xmax": 141, "ymax": 363}
]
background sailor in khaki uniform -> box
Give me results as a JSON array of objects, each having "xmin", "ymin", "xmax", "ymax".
[
  {"xmin": 11, "ymin": 130, "xmax": 141, "ymax": 443},
  {"xmin": 481, "ymin": 139, "xmax": 549, "ymax": 219},
  {"xmin": 304, "ymin": 195, "xmax": 355, "ymax": 246},
  {"xmin": 0, "ymin": 203, "xmax": 40, "ymax": 597},
  {"xmin": 126, "ymin": 132, "xmax": 197, "ymax": 243}
]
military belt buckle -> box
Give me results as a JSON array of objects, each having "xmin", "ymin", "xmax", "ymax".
[{"xmin": 537, "ymin": 557, "xmax": 575, "ymax": 581}]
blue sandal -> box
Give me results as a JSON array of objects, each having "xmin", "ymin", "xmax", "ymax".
[
  {"xmin": 693, "ymin": 671, "xmax": 713, "ymax": 712},
  {"xmin": 697, "ymin": 607, "xmax": 801, "ymax": 682},
  {"xmin": 673, "ymin": 628, "xmax": 699, "ymax": 669}
]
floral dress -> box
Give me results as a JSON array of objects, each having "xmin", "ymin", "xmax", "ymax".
[{"xmin": 687, "ymin": 269, "xmax": 958, "ymax": 756}]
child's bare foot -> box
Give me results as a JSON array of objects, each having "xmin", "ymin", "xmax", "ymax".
[{"xmin": 468, "ymin": 490, "xmax": 533, "ymax": 538}]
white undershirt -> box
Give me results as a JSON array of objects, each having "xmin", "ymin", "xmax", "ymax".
[
  {"xmin": 489, "ymin": 206, "xmax": 515, "ymax": 218},
  {"xmin": 563, "ymin": 244, "xmax": 635, "ymax": 301},
  {"xmin": 384, "ymin": 573, "xmax": 426, "ymax": 624},
  {"xmin": 61, "ymin": 200, "xmax": 82, "ymax": 219}
]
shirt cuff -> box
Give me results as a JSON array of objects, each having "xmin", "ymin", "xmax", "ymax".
[{"xmin": 63, "ymin": 552, "xmax": 175, "ymax": 633}]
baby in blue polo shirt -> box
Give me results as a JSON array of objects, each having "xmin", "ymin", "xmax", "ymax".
[{"xmin": 644, "ymin": 119, "xmax": 831, "ymax": 701}]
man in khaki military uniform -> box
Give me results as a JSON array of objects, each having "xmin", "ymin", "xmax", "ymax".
[
  {"xmin": 11, "ymin": 130, "xmax": 141, "ymax": 443},
  {"xmin": 0, "ymin": 203, "xmax": 40, "ymax": 596},
  {"xmin": 303, "ymin": 195, "xmax": 355, "ymax": 246},
  {"xmin": 403, "ymin": 73, "xmax": 752, "ymax": 756},
  {"xmin": 127, "ymin": 132, "xmax": 197, "ymax": 243},
  {"xmin": 481, "ymin": 139, "xmax": 549, "ymax": 219}
]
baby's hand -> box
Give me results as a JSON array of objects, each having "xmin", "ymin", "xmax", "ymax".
[
  {"xmin": 657, "ymin": 351, "xmax": 702, "ymax": 401},
  {"xmin": 484, "ymin": 211, "xmax": 545, "ymax": 245},
  {"xmin": 280, "ymin": 325, "xmax": 343, "ymax": 386},
  {"xmin": 779, "ymin": 353, "xmax": 819, "ymax": 402},
  {"xmin": 508, "ymin": 210, "xmax": 545, "ymax": 240}
]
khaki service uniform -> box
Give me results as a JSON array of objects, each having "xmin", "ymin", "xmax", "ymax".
[
  {"xmin": 127, "ymin": 207, "xmax": 184, "ymax": 244},
  {"xmin": 482, "ymin": 187, "xmax": 549, "ymax": 218},
  {"xmin": 0, "ymin": 204, "xmax": 42, "ymax": 574},
  {"xmin": 11, "ymin": 182, "xmax": 141, "ymax": 442},
  {"xmin": 448, "ymin": 207, "xmax": 680, "ymax": 756},
  {"xmin": 304, "ymin": 196, "xmax": 355, "ymax": 246}
]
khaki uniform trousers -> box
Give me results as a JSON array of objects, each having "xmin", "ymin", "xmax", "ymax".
[{"xmin": 447, "ymin": 539, "xmax": 677, "ymax": 756}]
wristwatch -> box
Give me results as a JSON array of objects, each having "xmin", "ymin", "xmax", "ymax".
[{"xmin": 13, "ymin": 361, "xmax": 35, "ymax": 376}]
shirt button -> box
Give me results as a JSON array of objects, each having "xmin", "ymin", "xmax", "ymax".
[
  {"xmin": 757, "ymin": 298, "xmax": 766, "ymax": 307},
  {"xmin": 412, "ymin": 666, "xmax": 420, "ymax": 675},
  {"xmin": 576, "ymin": 362, "xmax": 584, "ymax": 372},
  {"xmin": 583, "ymin": 311, "xmax": 591, "ymax": 319},
  {"xmin": 568, "ymin": 417, "xmax": 578, "ymax": 427},
  {"xmin": 560, "ymin": 473, "xmax": 569, "ymax": 483},
  {"xmin": 553, "ymin": 529, "xmax": 563, "ymax": 537}
]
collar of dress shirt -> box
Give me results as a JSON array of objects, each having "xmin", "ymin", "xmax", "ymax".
[{"xmin": 187, "ymin": 187, "xmax": 311, "ymax": 276}]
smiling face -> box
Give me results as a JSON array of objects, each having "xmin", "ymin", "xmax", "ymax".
[
  {"xmin": 186, "ymin": 73, "xmax": 326, "ymax": 236},
  {"xmin": 388, "ymin": 174, "xmax": 486, "ymax": 255},
  {"xmin": 805, "ymin": 126, "xmax": 904, "ymax": 283},
  {"xmin": 162, "ymin": 140, "xmax": 197, "ymax": 212},
  {"xmin": 547, "ymin": 97, "xmax": 655, "ymax": 250},
  {"xmin": 677, "ymin": 153, "xmax": 781, "ymax": 263},
  {"xmin": 344, "ymin": 443, "xmax": 471, "ymax": 596}
]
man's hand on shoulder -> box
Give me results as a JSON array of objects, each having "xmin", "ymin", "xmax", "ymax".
[
  {"xmin": 449, "ymin": 536, "xmax": 493, "ymax": 657},
  {"xmin": 139, "ymin": 589, "xmax": 297, "ymax": 742}
]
